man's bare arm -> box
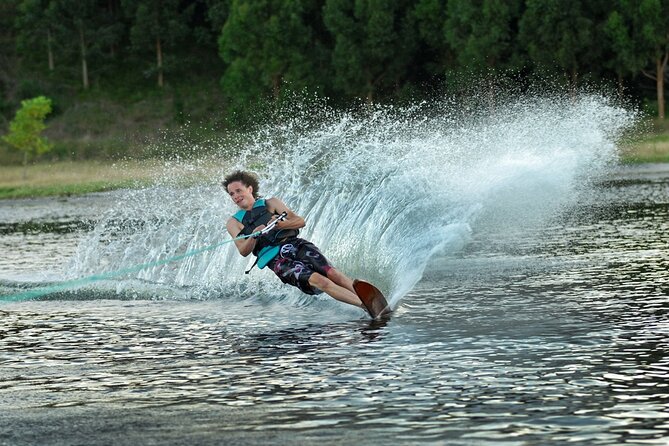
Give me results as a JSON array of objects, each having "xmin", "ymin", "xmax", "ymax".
[
  {"xmin": 266, "ymin": 197, "xmax": 305, "ymax": 230},
  {"xmin": 226, "ymin": 218, "xmax": 257, "ymax": 257}
]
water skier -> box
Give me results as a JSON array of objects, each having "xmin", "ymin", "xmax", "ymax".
[{"xmin": 223, "ymin": 170, "xmax": 365, "ymax": 309}]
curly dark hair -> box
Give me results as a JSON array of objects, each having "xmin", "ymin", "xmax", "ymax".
[{"xmin": 222, "ymin": 170, "xmax": 260, "ymax": 199}]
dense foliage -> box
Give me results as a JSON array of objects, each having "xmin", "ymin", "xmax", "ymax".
[
  {"xmin": 2, "ymin": 96, "xmax": 53, "ymax": 169},
  {"xmin": 1, "ymin": 0, "xmax": 668, "ymax": 126}
]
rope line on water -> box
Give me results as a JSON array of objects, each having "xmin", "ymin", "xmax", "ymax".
[{"xmin": 1, "ymin": 231, "xmax": 260, "ymax": 303}]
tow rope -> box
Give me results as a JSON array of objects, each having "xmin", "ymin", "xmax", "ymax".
[{"xmin": 1, "ymin": 212, "xmax": 288, "ymax": 303}]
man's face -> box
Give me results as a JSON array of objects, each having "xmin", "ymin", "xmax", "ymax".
[{"xmin": 227, "ymin": 181, "xmax": 255, "ymax": 209}]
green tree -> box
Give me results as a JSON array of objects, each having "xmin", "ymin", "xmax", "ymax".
[
  {"xmin": 410, "ymin": 0, "xmax": 451, "ymax": 81},
  {"xmin": 604, "ymin": 0, "xmax": 669, "ymax": 118},
  {"xmin": 604, "ymin": 5, "xmax": 640, "ymax": 95},
  {"xmin": 123, "ymin": 0, "xmax": 193, "ymax": 88},
  {"xmin": 519, "ymin": 0, "xmax": 607, "ymax": 91},
  {"xmin": 181, "ymin": 0, "xmax": 232, "ymax": 50},
  {"xmin": 323, "ymin": 0, "xmax": 418, "ymax": 102},
  {"xmin": 637, "ymin": 0, "xmax": 668, "ymax": 119},
  {"xmin": 45, "ymin": 0, "xmax": 121, "ymax": 90},
  {"xmin": 48, "ymin": 0, "xmax": 83, "ymax": 89},
  {"xmin": 15, "ymin": 0, "xmax": 61, "ymax": 72},
  {"xmin": 99, "ymin": 0, "xmax": 126, "ymax": 60},
  {"xmin": 205, "ymin": 0, "xmax": 232, "ymax": 42},
  {"xmin": 1, "ymin": 0, "xmax": 18, "ymax": 124},
  {"xmin": 2, "ymin": 96, "xmax": 53, "ymax": 177},
  {"xmin": 16, "ymin": 0, "xmax": 128, "ymax": 88},
  {"xmin": 412, "ymin": 0, "xmax": 446, "ymax": 53},
  {"xmin": 219, "ymin": 0, "xmax": 328, "ymax": 110},
  {"xmin": 444, "ymin": 0, "xmax": 523, "ymax": 71},
  {"xmin": 64, "ymin": 0, "xmax": 97, "ymax": 90},
  {"xmin": 607, "ymin": 0, "xmax": 669, "ymax": 119}
]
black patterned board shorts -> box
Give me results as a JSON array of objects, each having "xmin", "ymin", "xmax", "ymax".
[{"xmin": 265, "ymin": 238, "xmax": 333, "ymax": 295}]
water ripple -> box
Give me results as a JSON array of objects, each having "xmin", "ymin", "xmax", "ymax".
[{"xmin": 2, "ymin": 167, "xmax": 669, "ymax": 444}]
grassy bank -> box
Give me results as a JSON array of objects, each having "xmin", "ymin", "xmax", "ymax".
[
  {"xmin": 1, "ymin": 130, "xmax": 668, "ymax": 200},
  {"xmin": 619, "ymin": 118, "xmax": 669, "ymax": 164},
  {"xmin": 0, "ymin": 161, "xmax": 161, "ymax": 199},
  {"xmin": 0, "ymin": 158, "xmax": 230, "ymax": 200},
  {"xmin": 620, "ymin": 134, "xmax": 669, "ymax": 163}
]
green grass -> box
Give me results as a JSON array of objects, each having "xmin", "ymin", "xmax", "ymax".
[
  {"xmin": 0, "ymin": 180, "xmax": 145, "ymax": 199},
  {"xmin": 0, "ymin": 160, "xmax": 159, "ymax": 199},
  {"xmin": 621, "ymin": 152, "xmax": 669, "ymax": 164},
  {"xmin": 620, "ymin": 119, "xmax": 669, "ymax": 164},
  {"xmin": 0, "ymin": 158, "xmax": 227, "ymax": 199}
]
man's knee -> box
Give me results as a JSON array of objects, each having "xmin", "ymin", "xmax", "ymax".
[
  {"xmin": 309, "ymin": 272, "xmax": 331, "ymax": 291},
  {"xmin": 325, "ymin": 267, "xmax": 338, "ymax": 279},
  {"xmin": 325, "ymin": 268, "xmax": 351, "ymax": 287}
]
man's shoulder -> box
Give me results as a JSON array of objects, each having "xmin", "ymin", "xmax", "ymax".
[
  {"xmin": 264, "ymin": 196, "xmax": 281, "ymax": 210},
  {"xmin": 228, "ymin": 211, "xmax": 245, "ymax": 224}
]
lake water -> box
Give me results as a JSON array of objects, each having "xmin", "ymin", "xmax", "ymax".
[
  {"xmin": 1, "ymin": 162, "xmax": 668, "ymax": 445},
  {"xmin": 2, "ymin": 95, "xmax": 668, "ymax": 445}
]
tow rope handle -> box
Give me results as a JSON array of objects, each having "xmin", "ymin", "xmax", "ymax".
[{"xmin": 252, "ymin": 211, "xmax": 288, "ymax": 239}]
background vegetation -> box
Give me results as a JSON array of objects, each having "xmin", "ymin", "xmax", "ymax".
[{"xmin": 0, "ymin": 0, "xmax": 668, "ymax": 166}]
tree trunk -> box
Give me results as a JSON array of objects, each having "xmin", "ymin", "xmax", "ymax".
[
  {"xmin": 156, "ymin": 37, "xmax": 163, "ymax": 88},
  {"xmin": 79, "ymin": 25, "xmax": 89, "ymax": 90},
  {"xmin": 47, "ymin": 29, "xmax": 54, "ymax": 71},
  {"xmin": 366, "ymin": 80, "xmax": 373, "ymax": 104},
  {"xmin": 22, "ymin": 151, "xmax": 28, "ymax": 181},
  {"xmin": 569, "ymin": 68, "xmax": 578, "ymax": 98},
  {"xmin": 272, "ymin": 74, "xmax": 281, "ymax": 99},
  {"xmin": 657, "ymin": 54, "xmax": 667, "ymax": 119},
  {"xmin": 617, "ymin": 73, "xmax": 624, "ymax": 99}
]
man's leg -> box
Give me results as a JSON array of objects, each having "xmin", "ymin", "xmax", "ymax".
[
  {"xmin": 324, "ymin": 268, "xmax": 356, "ymax": 294},
  {"xmin": 308, "ymin": 272, "xmax": 363, "ymax": 308}
]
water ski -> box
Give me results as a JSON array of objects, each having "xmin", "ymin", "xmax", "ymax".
[{"xmin": 353, "ymin": 279, "xmax": 391, "ymax": 319}]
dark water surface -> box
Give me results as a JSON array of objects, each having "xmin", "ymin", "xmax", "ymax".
[{"xmin": 1, "ymin": 164, "xmax": 669, "ymax": 445}]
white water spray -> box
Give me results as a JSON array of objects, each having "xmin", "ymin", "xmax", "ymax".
[{"xmin": 68, "ymin": 93, "xmax": 635, "ymax": 307}]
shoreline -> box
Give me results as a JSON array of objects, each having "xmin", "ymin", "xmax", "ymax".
[
  {"xmin": 0, "ymin": 159, "xmax": 224, "ymax": 200},
  {"xmin": 1, "ymin": 150, "xmax": 668, "ymax": 200},
  {"xmin": 0, "ymin": 160, "xmax": 160, "ymax": 200}
]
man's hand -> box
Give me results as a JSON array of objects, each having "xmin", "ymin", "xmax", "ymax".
[
  {"xmin": 262, "ymin": 213, "xmax": 289, "ymax": 232},
  {"xmin": 252, "ymin": 225, "xmax": 266, "ymax": 238}
]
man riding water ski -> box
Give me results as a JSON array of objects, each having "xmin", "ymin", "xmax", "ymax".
[{"xmin": 223, "ymin": 170, "xmax": 364, "ymax": 309}]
